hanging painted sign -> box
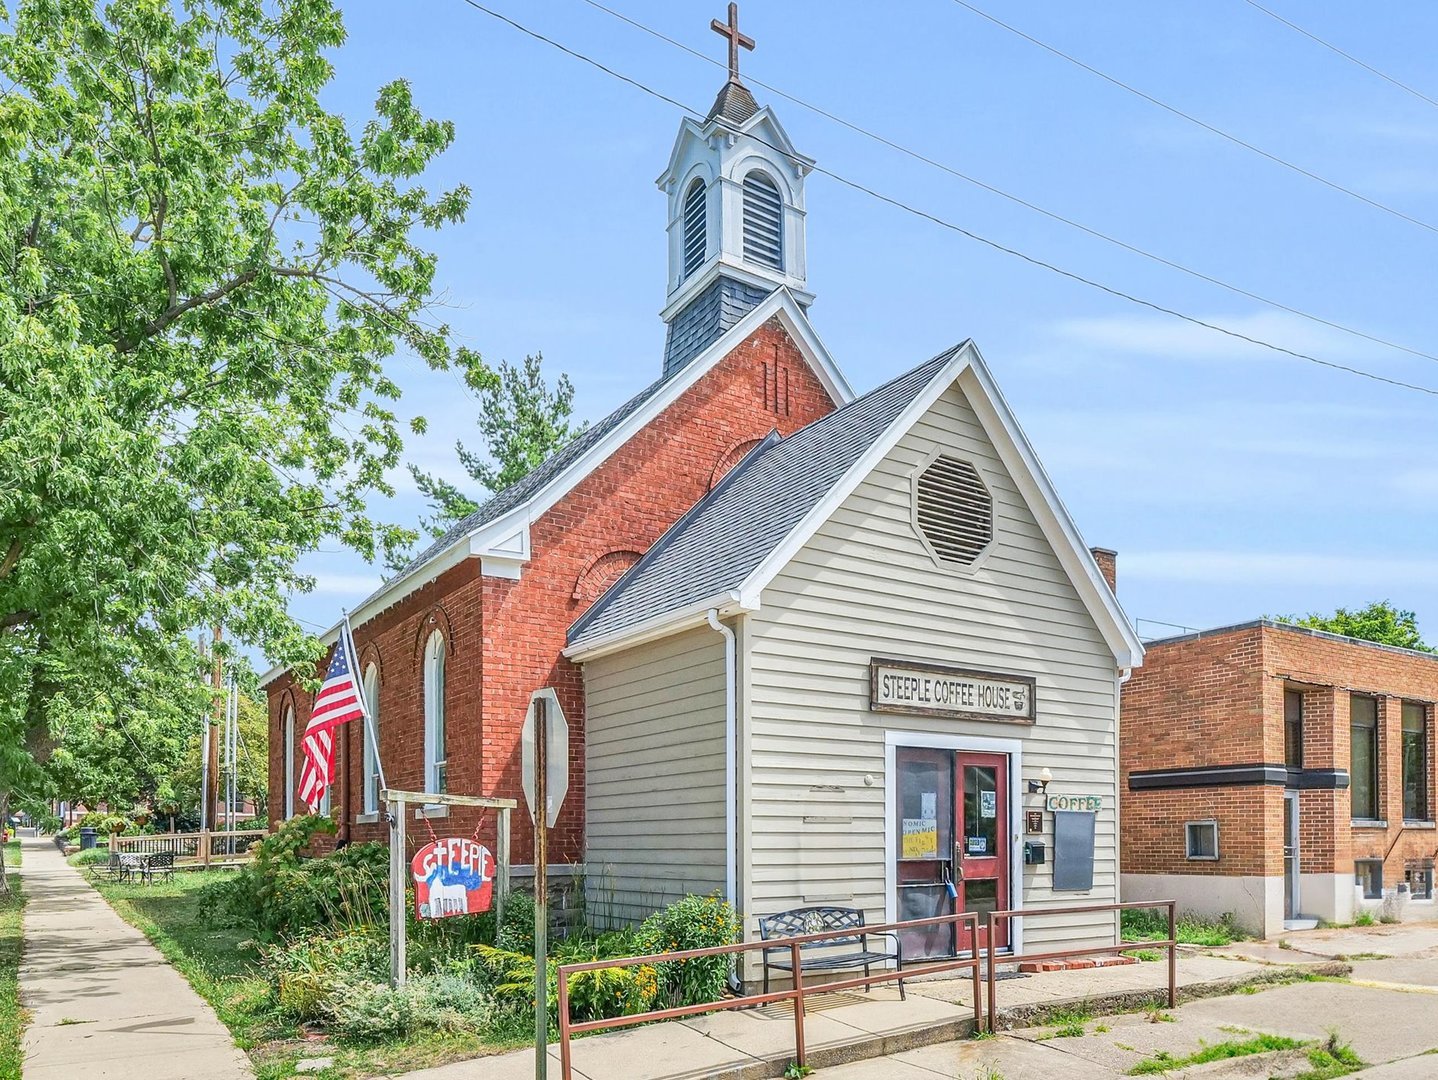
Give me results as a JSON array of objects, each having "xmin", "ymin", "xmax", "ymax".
[
  {"xmin": 411, "ymin": 837, "xmax": 495, "ymax": 919},
  {"xmin": 870, "ymin": 659, "xmax": 1036, "ymax": 723}
]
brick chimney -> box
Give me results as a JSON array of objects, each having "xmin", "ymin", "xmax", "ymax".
[{"xmin": 1090, "ymin": 547, "xmax": 1117, "ymax": 594}]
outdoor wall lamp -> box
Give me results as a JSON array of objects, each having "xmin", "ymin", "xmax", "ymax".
[{"xmin": 1028, "ymin": 767, "xmax": 1053, "ymax": 795}]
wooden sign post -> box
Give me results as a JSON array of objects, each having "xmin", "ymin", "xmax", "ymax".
[{"xmin": 381, "ymin": 789, "xmax": 515, "ymax": 988}]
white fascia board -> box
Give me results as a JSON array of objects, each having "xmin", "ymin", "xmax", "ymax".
[
  {"xmin": 958, "ymin": 349, "xmax": 1145, "ymax": 670},
  {"xmin": 563, "ymin": 592, "xmax": 755, "ymax": 663},
  {"xmin": 734, "ymin": 346, "xmax": 972, "ymax": 610}
]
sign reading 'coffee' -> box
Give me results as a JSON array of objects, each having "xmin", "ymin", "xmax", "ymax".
[{"xmin": 870, "ymin": 659, "xmax": 1035, "ymax": 723}]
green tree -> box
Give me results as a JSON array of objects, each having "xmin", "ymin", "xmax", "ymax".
[
  {"xmin": 1277, "ymin": 601, "xmax": 1432, "ymax": 652},
  {"xmin": 409, "ymin": 353, "xmax": 583, "ymax": 538},
  {"xmin": 0, "ymin": 0, "xmax": 489, "ymax": 820}
]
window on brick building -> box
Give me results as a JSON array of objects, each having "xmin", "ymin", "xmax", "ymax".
[
  {"xmin": 284, "ymin": 705, "xmax": 297, "ymax": 818},
  {"xmin": 1356, "ymin": 858, "xmax": 1384, "ymax": 900},
  {"xmin": 1185, "ymin": 820, "xmax": 1219, "ymax": 860},
  {"xmin": 424, "ymin": 631, "xmax": 447, "ymax": 795},
  {"xmin": 1284, "ymin": 689, "xmax": 1303, "ymax": 769},
  {"xmin": 1406, "ymin": 861, "xmax": 1434, "ymax": 900},
  {"xmin": 1403, "ymin": 702, "xmax": 1428, "ymax": 821},
  {"xmin": 362, "ymin": 663, "xmax": 380, "ymax": 815},
  {"xmin": 1351, "ymin": 695, "xmax": 1380, "ymax": 820}
]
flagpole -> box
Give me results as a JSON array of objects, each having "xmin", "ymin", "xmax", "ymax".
[{"xmin": 343, "ymin": 610, "xmax": 389, "ymax": 799}]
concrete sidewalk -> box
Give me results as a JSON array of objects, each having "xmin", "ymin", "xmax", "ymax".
[
  {"xmin": 17, "ymin": 834, "xmax": 253, "ymax": 1080},
  {"xmin": 388, "ymin": 949, "xmax": 1309, "ymax": 1080}
]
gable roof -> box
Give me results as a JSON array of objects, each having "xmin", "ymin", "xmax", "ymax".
[
  {"xmin": 259, "ymin": 289, "xmax": 851, "ymax": 688},
  {"xmin": 565, "ymin": 341, "xmax": 1145, "ymax": 669}
]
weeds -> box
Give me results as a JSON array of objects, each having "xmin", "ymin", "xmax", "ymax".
[
  {"xmin": 1128, "ymin": 1033, "xmax": 1306, "ymax": 1074},
  {"xmin": 1120, "ymin": 908, "xmax": 1245, "ymax": 946},
  {"xmin": 1296, "ymin": 1032, "xmax": 1363, "ymax": 1079}
]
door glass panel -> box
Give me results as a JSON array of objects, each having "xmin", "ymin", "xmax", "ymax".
[
  {"xmin": 962, "ymin": 765, "xmax": 999, "ymax": 858},
  {"xmin": 963, "ymin": 877, "xmax": 998, "ymax": 920},
  {"xmin": 896, "ymin": 749, "xmax": 956, "ymax": 959}
]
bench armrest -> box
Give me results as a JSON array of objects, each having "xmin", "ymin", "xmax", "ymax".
[{"xmin": 862, "ymin": 930, "xmax": 904, "ymax": 962}]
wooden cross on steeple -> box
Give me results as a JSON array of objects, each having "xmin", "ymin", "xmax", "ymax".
[{"xmin": 711, "ymin": 3, "xmax": 755, "ymax": 84}]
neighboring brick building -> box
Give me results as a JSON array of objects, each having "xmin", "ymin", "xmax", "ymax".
[
  {"xmin": 261, "ymin": 72, "xmax": 851, "ymax": 878},
  {"xmin": 1122, "ymin": 618, "xmax": 1438, "ymax": 937}
]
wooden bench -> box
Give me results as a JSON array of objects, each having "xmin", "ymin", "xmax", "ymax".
[{"xmin": 758, "ymin": 905, "xmax": 905, "ymax": 999}]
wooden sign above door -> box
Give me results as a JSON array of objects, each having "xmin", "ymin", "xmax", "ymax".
[{"xmin": 870, "ymin": 658, "xmax": 1036, "ymax": 724}]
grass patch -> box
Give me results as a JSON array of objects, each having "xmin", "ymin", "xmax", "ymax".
[
  {"xmin": 1127, "ymin": 1032, "xmax": 1306, "ymax": 1074},
  {"xmin": 1296, "ymin": 1033, "xmax": 1364, "ymax": 1079},
  {"xmin": 90, "ymin": 871, "xmax": 521, "ymax": 1079},
  {"xmin": 0, "ymin": 875, "xmax": 25, "ymax": 1080},
  {"xmin": 1035, "ymin": 1004, "xmax": 1094, "ymax": 1039},
  {"xmin": 1121, "ymin": 908, "xmax": 1245, "ymax": 947},
  {"xmin": 1123, "ymin": 948, "xmax": 1161, "ymax": 962}
]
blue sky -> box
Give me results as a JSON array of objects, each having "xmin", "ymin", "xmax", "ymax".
[{"xmin": 285, "ymin": 0, "xmax": 1438, "ymax": 648}]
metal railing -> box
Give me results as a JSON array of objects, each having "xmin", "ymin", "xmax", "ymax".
[
  {"xmin": 555, "ymin": 911, "xmax": 983, "ymax": 1079},
  {"xmin": 984, "ymin": 899, "xmax": 1178, "ymax": 1032}
]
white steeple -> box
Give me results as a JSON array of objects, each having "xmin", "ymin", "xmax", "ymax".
[{"xmin": 656, "ymin": 7, "xmax": 814, "ymax": 376}]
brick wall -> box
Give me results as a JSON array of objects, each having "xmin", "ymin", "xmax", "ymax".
[
  {"xmin": 1122, "ymin": 621, "xmax": 1438, "ymax": 896},
  {"xmin": 270, "ymin": 318, "xmax": 837, "ymax": 868}
]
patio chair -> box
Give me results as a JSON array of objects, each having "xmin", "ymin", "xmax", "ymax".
[
  {"xmin": 146, "ymin": 850, "xmax": 175, "ymax": 883},
  {"xmin": 93, "ymin": 852, "xmax": 130, "ymax": 884}
]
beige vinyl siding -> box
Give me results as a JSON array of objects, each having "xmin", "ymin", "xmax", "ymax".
[
  {"xmin": 746, "ymin": 375, "xmax": 1119, "ymax": 952},
  {"xmin": 584, "ymin": 625, "xmax": 728, "ymax": 926}
]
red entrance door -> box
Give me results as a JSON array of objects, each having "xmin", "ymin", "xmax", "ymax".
[{"xmin": 895, "ymin": 748, "xmax": 1010, "ymax": 959}]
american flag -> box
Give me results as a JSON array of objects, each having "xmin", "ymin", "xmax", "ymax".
[{"xmin": 298, "ymin": 624, "xmax": 367, "ymax": 812}]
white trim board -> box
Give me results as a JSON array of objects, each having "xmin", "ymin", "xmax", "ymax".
[{"xmin": 884, "ymin": 730, "xmax": 1025, "ymax": 958}]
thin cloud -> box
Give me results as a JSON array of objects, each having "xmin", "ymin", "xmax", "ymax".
[{"xmin": 1124, "ymin": 550, "xmax": 1438, "ymax": 587}]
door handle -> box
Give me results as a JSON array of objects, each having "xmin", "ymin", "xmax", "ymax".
[{"xmin": 952, "ymin": 841, "xmax": 964, "ymax": 881}]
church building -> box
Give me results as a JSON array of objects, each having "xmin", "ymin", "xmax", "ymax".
[{"xmin": 263, "ymin": 21, "xmax": 1142, "ymax": 962}]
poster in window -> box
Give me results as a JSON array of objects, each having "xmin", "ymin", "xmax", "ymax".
[
  {"xmin": 980, "ymin": 790, "xmax": 997, "ymax": 819},
  {"xmin": 902, "ymin": 817, "xmax": 939, "ymax": 858}
]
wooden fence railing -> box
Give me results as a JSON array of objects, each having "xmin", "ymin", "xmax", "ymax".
[{"xmin": 109, "ymin": 828, "xmax": 269, "ymax": 866}]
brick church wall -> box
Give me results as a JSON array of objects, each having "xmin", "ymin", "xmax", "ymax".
[{"xmin": 269, "ymin": 318, "xmax": 836, "ymax": 870}]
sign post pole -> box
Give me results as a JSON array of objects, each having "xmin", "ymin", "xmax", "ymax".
[
  {"xmin": 533, "ymin": 694, "xmax": 548, "ymax": 1080},
  {"xmin": 388, "ymin": 794, "xmax": 406, "ymax": 988}
]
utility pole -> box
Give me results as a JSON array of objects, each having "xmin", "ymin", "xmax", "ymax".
[{"xmin": 207, "ymin": 625, "xmax": 223, "ymax": 838}]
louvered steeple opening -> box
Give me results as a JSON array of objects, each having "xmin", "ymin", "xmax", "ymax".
[
  {"xmin": 916, "ymin": 455, "xmax": 993, "ymax": 565},
  {"xmin": 742, "ymin": 171, "xmax": 783, "ymax": 271},
  {"xmin": 682, "ymin": 179, "xmax": 707, "ymax": 279}
]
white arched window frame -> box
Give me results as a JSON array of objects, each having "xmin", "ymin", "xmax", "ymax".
[
  {"xmin": 741, "ymin": 170, "xmax": 783, "ymax": 272},
  {"xmin": 681, "ymin": 177, "xmax": 707, "ymax": 279},
  {"xmin": 284, "ymin": 705, "xmax": 296, "ymax": 818},
  {"xmin": 362, "ymin": 663, "xmax": 380, "ymax": 815},
  {"xmin": 423, "ymin": 631, "xmax": 447, "ymax": 795}
]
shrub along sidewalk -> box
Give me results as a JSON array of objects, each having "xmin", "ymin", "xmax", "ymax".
[
  {"xmin": 1, "ymin": 840, "xmax": 24, "ymax": 1080},
  {"xmin": 86, "ymin": 815, "xmax": 744, "ymax": 1080}
]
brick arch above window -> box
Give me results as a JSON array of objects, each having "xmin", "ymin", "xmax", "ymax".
[
  {"xmin": 358, "ymin": 642, "xmax": 384, "ymax": 686},
  {"xmin": 411, "ymin": 604, "xmax": 454, "ymax": 662},
  {"xmin": 708, "ymin": 437, "xmax": 765, "ymax": 491},
  {"xmin": 573, "ymin": 549, "xmax": 644, "ymax": 603}
]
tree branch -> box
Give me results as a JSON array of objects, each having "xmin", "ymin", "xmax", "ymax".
[{"xmin": 115, "ymin": 269, "xmax": 259, "ymax": 352}]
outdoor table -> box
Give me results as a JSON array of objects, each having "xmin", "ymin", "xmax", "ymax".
[{"xmin": 117, "ymin": 852, "xmax": 155, "ymax": 883}]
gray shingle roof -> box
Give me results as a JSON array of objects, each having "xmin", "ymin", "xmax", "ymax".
[
  {"xmin": 567, "ymin": 345, "xmax": 963, "ymax": 648},
  {"xmin": 355, "ymin": 371, "xmax": 677, "ymax": 614},
  {"xmin": 707, "ymin": 80, "xmax": 759, "ymax": 124}
]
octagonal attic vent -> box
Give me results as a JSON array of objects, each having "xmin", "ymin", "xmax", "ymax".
[{"xmin": 915, "ymin": 455, "xmax": 993, "ymax": 566}]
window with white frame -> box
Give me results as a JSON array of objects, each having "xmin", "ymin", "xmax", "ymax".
[
  {"xmin": 284, "ymin": 705, "xmax": 296, "ymax": 818},
  {"xmin": 423, "ymin": 631, "xmax": 447, "ymax": 795},
  {"xmin": 1185, "ymin": 820, "xmax": 1219, "ymax": 860},
  {"xmin": 1406, "ymin": 861, "xmax": 1434, "ymax": 900},
  {"xmin": 362, "ymin": 663, "xmax": 380, "ymax": 815}
]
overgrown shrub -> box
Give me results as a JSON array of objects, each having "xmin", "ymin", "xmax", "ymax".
[
  {"xmin": 261, "ymin": 926, "xmax": 389, "ymax": 1022},
  {"xmin": 640, "ymin": 893, "xmax": 740, "ymax": 1006},
  {"xmin": 70, "ymin": 848, "xmax": 113, "ymax": 867},
  {"xmin": 324, "ymin": 971, "xmax": 492, "ymax": 1043}
]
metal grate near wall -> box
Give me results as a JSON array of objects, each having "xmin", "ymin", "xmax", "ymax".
[
  {"xmin": 916, "ymin": 455, "xmax": 993, "ymax": 564},
  {"xmin": 742, "ymin": 171, "xmax": 783, "ymax": 270}
]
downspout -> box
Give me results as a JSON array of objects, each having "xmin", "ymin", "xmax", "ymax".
[{"xmin": 706, "ymin": 609, "xmax": 737, "ymax": 909}]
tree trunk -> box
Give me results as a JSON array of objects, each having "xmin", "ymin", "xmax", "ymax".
[{"xmin": 0, "ymin": 792, "xmax": 10, "ymax": 898}]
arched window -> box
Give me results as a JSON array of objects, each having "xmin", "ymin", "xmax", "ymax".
[
  {"xmin": 362, "ymin": 663, "xmax": 380, "ymax": 815},
  {"xmin": 742, "ymin": 171, "xmax": 783, "ymax": 271},
  {"xmin": 423, "ymin": 631, "xmax": 447, "ymax": 794},
  {"xmin": 284, "ymin": 705, "xmax": 296, "ymax": 818},
  {"xmin": 682, "ymin": 178, "xmax": 707, "ymax": 278}
]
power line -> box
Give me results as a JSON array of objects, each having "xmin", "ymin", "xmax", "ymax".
[
  {"xmin": 456, "ymin": 0, "xmax": 1438, "ymax": 399},
  {"xmin": 947, "ymin": 0, "xmax": 1438, "ymax": 237},
  {"xmin": 1242, "ymin": 0, "xmax": 1438, "ymax": 111},
  {"xmin": 578, "ymin": 0, "xmax": 1438, "ymax": 367}
]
